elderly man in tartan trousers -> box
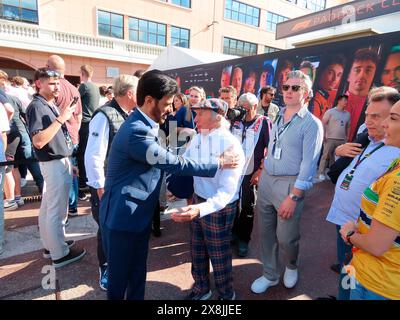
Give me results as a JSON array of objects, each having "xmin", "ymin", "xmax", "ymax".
[{"xmin": 172, "ymin": 98, "xmax": 245, "ymax": 300}]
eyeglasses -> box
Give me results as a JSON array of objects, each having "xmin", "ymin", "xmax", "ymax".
[{"xmin": 282, "ymin": 85, "xmax": 302, "ymax": 92}]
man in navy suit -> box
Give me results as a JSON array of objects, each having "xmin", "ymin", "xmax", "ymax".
[{"xmin": 100, "ymin": 70, "xmax": 238, "ymax": 300}]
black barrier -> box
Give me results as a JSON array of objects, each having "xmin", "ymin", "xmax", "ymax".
[{"xmin": 165, "ymin": 31, "xmax": 400, "ymax": 142}]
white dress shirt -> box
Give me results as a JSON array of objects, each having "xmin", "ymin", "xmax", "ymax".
[
  {"xmin": 85, "ymin": 112, "xmax": 109, "ymax": 189},
  {"xmin": 184, "ymin": 126, "xmax": 245, "ymax": 217},
  {"xmin": 326, "ymin": 138, "xmax": 400, "ymax": 226}
]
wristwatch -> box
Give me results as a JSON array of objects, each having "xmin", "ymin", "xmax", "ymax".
[
  {"xmin": 346, "ymin": 230, "xmax": 356, "ymax": 245},
  {"xmin": 289, "ymin": 193, "xmax": 303, "ymax": 202}
]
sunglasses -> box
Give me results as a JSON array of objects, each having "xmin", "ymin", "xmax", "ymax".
[
  {"xmin": 267, "ymin": 92, "xmax": 275, "ymax": 97},
  {"xmin": 282, "ymin": 85, "xmax": 302, "ymax": 92},
  {"xmin": 45, "ymin": 70, "xmax": 61, "ymax": 77}
]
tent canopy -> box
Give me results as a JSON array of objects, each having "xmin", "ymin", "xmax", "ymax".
[{"xmin": 148, "ymin": 46, "xmax": 238, "ymax": 71}]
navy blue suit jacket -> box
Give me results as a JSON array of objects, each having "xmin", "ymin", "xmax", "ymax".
[{"xmin": 100, "ymin": 108, "xmax": 218, "ymax": 233}]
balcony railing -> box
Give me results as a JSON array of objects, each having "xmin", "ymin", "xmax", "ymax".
[{"xmin": 0, "ymin": 20, "xmax": 164, "ymax": 64}]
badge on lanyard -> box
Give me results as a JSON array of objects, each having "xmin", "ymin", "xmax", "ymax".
[
  {"xmin": 340, "ymin": 172, "xmax": 353, "ymax": 190},
  {"xmin": 274, "ymin": 147, "xmax": 282, "ymax": 160}
]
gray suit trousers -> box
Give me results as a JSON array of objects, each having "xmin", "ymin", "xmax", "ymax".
[{"xmin": 256, "ymin": 168, "xmax": 304, "ymax": 281}]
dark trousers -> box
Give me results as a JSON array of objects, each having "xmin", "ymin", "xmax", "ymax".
[
  {"xmin": 77, "ymin": 122, "xmax": 89, "ymax": 189},
  {"xmin": 90, "ymin": 187, "xmax": 107, "ymax": 267},
  {"xmin": 232, "ymin": 174, "xmax": 256, "ymax": 243},
  {"xmin": 103, "ymin": 225, "xmax": 151, "ymax": 300},
  {"xmin": 337, "ymin": 225, "xmax": 353, "ymax": 300},
  {"xmin": 152, "ymin": 200, "xmax": 160, "ymax": 231}
]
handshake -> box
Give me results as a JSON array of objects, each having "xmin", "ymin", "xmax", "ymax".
[{"xmin": 165, "ymin": 206, "xmax": 200, "ymax": 222}]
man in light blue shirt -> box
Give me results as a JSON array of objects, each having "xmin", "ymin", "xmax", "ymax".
[
  {"xmin": 251, "ymin": 71, "xmax": 323, "ymax": 294},
  {"xmin": 326, "ymin": 86, "xmax": 400, "ymax": 300}
]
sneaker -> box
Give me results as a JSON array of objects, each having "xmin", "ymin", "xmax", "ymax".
[
  {"xmin": 15, "ymin": 196, "xmax": 24, "ymax": 207},
  {"xmin": 68, "ymin": 208, "xmax": 78, "ymax": 217},
  {"xmin": 43, "ymin": 240, "xmax": 75, "ymax": 259},
  {"xmin": 52, "ymin": 247, "xmax": 86, "ymax": 268},
  {"xmin": 185, "ymin": 290, "xmax": 212, "ymax": 300},
  {"xmin": 218, "ymin": 291, "xmax": 236, "ymax": 300},
  {"xmin": 237, "ymin": 241, "xmax": 248, "ymax": 257},
  {"xmin": 20, "ymin": 178, "xmax": 27, "ymax": 188},
  {"xmin": 251, "ymin": 276, "xmax": 279, "ymax": 294},
  {"xmin": 283, "ymin": 267, "xmax": 298, "ymax": 289},
  {"xmin": 4, "ymin": 199, "xmax": 18, "ymax": 211},
  {"xmin": 99, "ymin": 264, "xmax": 108, "ymax": 291},
  {"xmin": 78, "ymin": 190, "xmax": 88, "ymax": 201}
]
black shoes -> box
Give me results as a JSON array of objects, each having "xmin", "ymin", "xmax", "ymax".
[
  {"xmin": 52, "ymin": 247, "xmax": 86, "ymax": 268},
  {"xmin": 78, "ymin": 190, "xmax": 88, "ymax": 201},
  {"xmin": 43, "ymin": 240, "xmax": 75, "ymax": 259}
]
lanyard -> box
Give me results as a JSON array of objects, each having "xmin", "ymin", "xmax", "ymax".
[
  {"xmin": 274, "ymin": 114, "xmax": 296, "ymax": 145},
  {"xmin": 348, "ymin": 142, "xmax": 385, "ymax": 176}
]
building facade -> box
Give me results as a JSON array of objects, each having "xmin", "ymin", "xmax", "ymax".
[{"xmin": 0, "ymin": 0, "xmax": 344, "ymax": 84}]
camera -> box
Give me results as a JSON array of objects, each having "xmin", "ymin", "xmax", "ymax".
[{"xmin": 226, "ymin": 106, "xmax": 247, "ymax": 122}]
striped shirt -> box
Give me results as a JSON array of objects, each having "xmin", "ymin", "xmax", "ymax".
[
  {"xmin": 352, "ymin": 158, "xmax": 400, "ymax": 300},
  {"xmin": 264, "ymin": 106, "xmax": 323, "ymax": 191}
]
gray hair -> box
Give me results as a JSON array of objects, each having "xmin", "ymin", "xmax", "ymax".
[
  {"xmin": 287, "ymin": 70, "xmax": 313, "ymax": 98},
  {"xmin": 113, "ymin": 74, "xmax": 139, "ymax": 97},
  {"xmin": 238, "ymin": 92, "xmax": 258, "ymax": 107}
]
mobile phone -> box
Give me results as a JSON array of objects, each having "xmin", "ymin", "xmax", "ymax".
[{"xmin": 71, "ymin": 96, "xmax": 79, "ymax": 106}]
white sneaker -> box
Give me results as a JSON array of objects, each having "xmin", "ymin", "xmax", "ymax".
[
  {"xmin": 283, "ymin": 268, "xmax": 298, "ymax": 289},
  {"xmin": 318, "ymin": 174, "xmax": 326, "ymax": 181},
  {"xmin": 20, "ymin": 178, "xmax": 27, "ymax": 188},
  {"xmin": 251, "ymin": 276, "xmax": 279, "ymax": 294}
]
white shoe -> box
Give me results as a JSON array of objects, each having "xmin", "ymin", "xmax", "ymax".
[
  {"xmin": 20, "ymin": 178, "xmax": 27, "ymax": 188},
  {"xmin": 251, "ymin": 276, "xmax": 279, "ymax": 294},
  {"xmin": 318, "ymin": 174, "xmax": 326, "ymax": 181},
  {"xmin": 283, "ymin": 268, "xmax": 298, "ymax": 288}
]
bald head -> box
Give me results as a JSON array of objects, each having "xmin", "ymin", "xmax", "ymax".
[{"xmin": 47, "ymin": 55, "xmax": 66, "ymax": 75}]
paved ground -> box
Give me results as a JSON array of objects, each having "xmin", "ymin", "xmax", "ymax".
[{"xmin": 0, "ymin": 180, "xmax": 339, "ymax": 300}]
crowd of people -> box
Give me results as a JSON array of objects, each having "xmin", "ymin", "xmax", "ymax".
[{"xmin": 0, "ymin": 54, "xmax": 399, "ymax": 301}]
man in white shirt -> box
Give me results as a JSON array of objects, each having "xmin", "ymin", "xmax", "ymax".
[
  {"xmin": 172, "ymin": 98, "xmax": 245, "ymax": 300},
  {"xmin": 84, "ymin": 74, "xmax": 138, "ymax": 291}
]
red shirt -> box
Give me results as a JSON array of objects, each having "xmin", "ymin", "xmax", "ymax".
[
  {"xmin": 55, "ymin": 78, "xmax": 82, "ymax": 145},
  {"xmin": 344, "ymin": 91, "xmax": 367, "ymax": 142}
]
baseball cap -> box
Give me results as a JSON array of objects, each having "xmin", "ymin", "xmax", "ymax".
[{"xmin": 191, "ymin": 98, "xmax": 228, "ymax": 116}]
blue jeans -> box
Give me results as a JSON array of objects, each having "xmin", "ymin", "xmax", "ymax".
[
  {"xmin": 0, "ymin": 166, "xmax": 6, "ymax": 253},
  {"xmin": 18, "ymin": 132, "xmax": 43, "ymax": 191},
  {"xmin": 350, "ymin": 280, "xmax": 390, "ymax": 300},
  {"xmin": 68, "ymin": 145, "xmax": 79, "ymax": 211},
  {"xmin": 337, "ymin": 225, "xmax": 353, "ymax": 300}
]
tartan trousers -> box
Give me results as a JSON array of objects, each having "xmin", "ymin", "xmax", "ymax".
[{"xmin": 190, "ymin": 198, "xmax": 237, "ymax": 299}]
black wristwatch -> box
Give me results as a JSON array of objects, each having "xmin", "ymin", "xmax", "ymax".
[{"xmin": 346, "ymin": 230, "xmax": 356, "ymax": 245}]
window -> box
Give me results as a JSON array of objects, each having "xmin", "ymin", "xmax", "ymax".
[
  {"xmin": 171, "ymin": 0, "xmax": 191, "ymax": 8},
  {"xmin": 129, "ymin": 17, "xmax": 166, "ymax": 46},
  {"xmin": 285, "ymin": 0, "xmax": 326, "ymax": 12},
  {"xmin": 264, "ymin": 46, "xmax": 280, "ymax": 54},
  {"xmin": 171, "ymin": 26, "xmax": 190, "ymax": 48},
  {"xmin": 0, "ymin": 0, "xmax": 38, "ymax": 24},
  {"xmin": 223, "ymin": 37, "xmax": 257, "ymax": 57},
  {"xmin": 98, "ymin": 10, "xmax": 123, "ymax": 39},
  {"xmin": 224, "ymin": 0, "xmax": 260, "ymax": 27},
  {"xmin": 266, "ymin": 12, "xmax": 288, "ymax": 33}
]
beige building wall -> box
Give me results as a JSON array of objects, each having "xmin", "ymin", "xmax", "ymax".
[{"xmin": 37, "ymin": 0, "xmax": 342, "ymax": 52}]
